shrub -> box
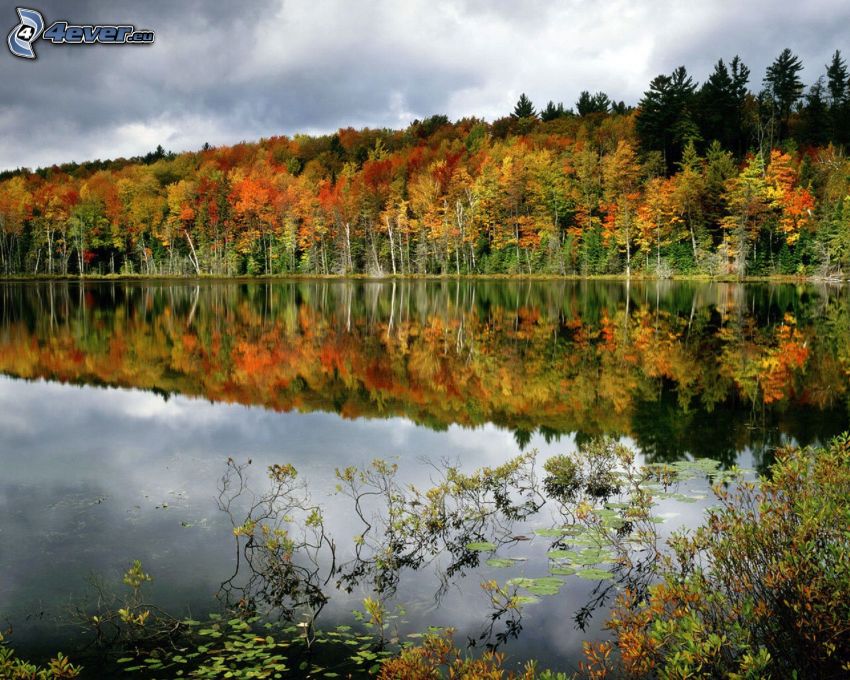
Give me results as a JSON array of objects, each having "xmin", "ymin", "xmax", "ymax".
[
  {"xmin": 377, "ymin": 629, "xmax": 569, "ymax": 680},
  {"xmin": 582, "ymin": 434, "xmax": 850, "ymax": 679},
  {"xmin": 0, "ymin": 634, "xmax": 81, "ymax": 679},
  {"xmin": 543, "ymin": 438, "xmax": 625, "ymax": 503}
]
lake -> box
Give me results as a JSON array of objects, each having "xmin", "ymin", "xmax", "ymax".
[{"xmin": 0, "ymin": 279, "xmax": 848, "ymax": 677}]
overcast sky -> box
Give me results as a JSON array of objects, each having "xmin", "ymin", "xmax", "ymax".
[{"xmin": 1, "ymin": 0, "xmax": 848, "ymax": 171}]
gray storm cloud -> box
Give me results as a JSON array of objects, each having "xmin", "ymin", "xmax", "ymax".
[{"xmin": 1, "ymin": 0, "xmax": 848, "ymax": 170}]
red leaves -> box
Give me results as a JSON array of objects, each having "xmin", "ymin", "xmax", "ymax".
[{"xmin": 362, "ymin": 158, "xmax": 393, "ymax": 192}]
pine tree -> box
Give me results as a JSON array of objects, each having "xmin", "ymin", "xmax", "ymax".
[
  {"xmin": 763, "ymin": 48, "xmax": 805, "ymax": 140},
  {"xmin": 576, "ymin": 91, "xmax": 611, "ymax": 116},
  {"xmin": 825, "ymin": 50, "xmax": 848, "ymax": 105},
  {"xmin": 610, "ymin": 100, "xmax": 630, "ymax": 115},
  {"xmin": 801, "ymin": 78, "xmax": 830, "ymax": 146},
  {"xmin": 540, "ymin": 101, "xmax": 569, "ymax": 122},
  {"xmin": 512, "ymin": 93, "xmax": 537, "ymax": 119},
  {"xmin": 697, "ymin": 57, "xmax": 750, "ymax": 155},
  {"xmin": 637, "ymin": 66, "xmax": 698, "ymax": 173},
  {"xmin": 825, "ymin": 50, "xmax": 849, "ymax": 145}
]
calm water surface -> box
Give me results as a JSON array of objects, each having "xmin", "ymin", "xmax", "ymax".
[{"xmin": 0, "ymin": 280, "xmax": 848, "ymax": 676}]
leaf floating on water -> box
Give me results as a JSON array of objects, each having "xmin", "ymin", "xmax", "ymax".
[
  {"xmin": 534, "ymin": 528, "xmax": 565, "ymax": 537},
  {"xmin": 572, "ymin": 534, "xmax": 605, "ymax": 548},
  {"xmin": 571, "ymin": 548, "xmax": 616, "ymax": 566},
  {"xmin": 535, "ymin": 524, "xmax": 585, "ymax": 538},
  {"xmin": 465, "ymin": 541, "xmax": 497, "ymax": 552},
  {"xmin": 506, "ymin": 576, "xmax": 564, "ymax": 596},
  {"xmin": 576, "ymin": 568, "xmax": 613, "ymax": 580},
  {"xmin": 563, "ymin": 524, "xmax": 586, "ymax": 536},
  {"xmin": 550, "ymin": 566, "xmax": 576, "ymax": 576},
  {"xmin": 669, "ymin": 493, "xmax": 700, "ymax": 503},
  {"xmin": 486, "ymin": 557, "xmax": 518, "ymax": 568}
]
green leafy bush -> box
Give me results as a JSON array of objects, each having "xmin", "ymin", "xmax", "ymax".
[{"xmin": 582, "ymin": 434, "xmax": 850, "ymax": 679}]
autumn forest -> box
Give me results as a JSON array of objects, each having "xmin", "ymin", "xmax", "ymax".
[
  {"xmin": 7, "ymin": 0, "xmax": 850, "ymax": 671},
  {"xmin": 2, "ymin": 49, "xmax": 850, "ymax": 280}
]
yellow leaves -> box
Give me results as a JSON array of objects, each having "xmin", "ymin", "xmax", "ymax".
[
  {"xmin": 233, "ymin": 519, "xmax": 257, "ymax": 537},
  {"xmin": 122, "ymin": 560, "xmax": 152, "ymax": 592},
  {"xmin": 362, "ymin": 596, "xmax": 385, "ymax": 629},
  {"xmin": 0, "ymin": 175, "xmax": 32, "ymax": 234},
  {"xmin": 763, "ymin": 150, "xmax": 816, "ymax": 245},
  {"xmin": 758, "ymin": 315, "xmax": 810, "ymax": 403},
  {"xmin": 602, "ymin": 141, "xmax": 640, "ymax": 201},
  {"xmin": 118, "ymin": 608, "xmax": 150, "ymax": 626},
  {"xmin": 637, "ymin": 176, "xmax": 682, "ymax": 254},
  {"xmin": 576, "ymin": 500, "xmax": 594, "ymax": 521},
  {"xmin": 166, "ymin": 180, "xmax": 197, "ymax": 230},
  {"xmin": 269, "ymin": 463, "xmax": 298, "ymax": 482},
  {"xmin": 765, "ymin": 149, "xmax": 797, "ymax": 196}
]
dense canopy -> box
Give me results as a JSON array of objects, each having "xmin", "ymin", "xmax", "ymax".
[{"xmin": 1, "ymin": 49, "xmax": 849, "ymax": 279}]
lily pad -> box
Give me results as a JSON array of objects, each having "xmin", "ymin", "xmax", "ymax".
[
  {"xmin": 486, "ymin": 557, "xmax": 518, "ymax": 568},
  {"xmin": 572, "ymin": 549, "xmax": 615, "ymax": 566},
  {"xmin": 534, "ymin": 527, "xmax": 566, "ymax": 537},
  {"xmin": 535, "ymin": 524, "xmax": 585, "ymax": 538},
  {"xmin": 507, "ymin": 576, "xmax": 564, "ymax": 596},
  {"xmin": 466, "ymin": 541, "xmax": 497, "ymax": 552},
  {"xmin": 513, "ymin": 594, "xmax": 541, "ymax": 605},
  {"xmin": 562, "ymin": 524, "xmax": 587, "ymax": 536},
  {"xmin": 576, "ymin": 568, "xmax": 613, "ymax": 580}
]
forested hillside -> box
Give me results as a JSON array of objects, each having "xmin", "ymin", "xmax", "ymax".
[{"xmin": 1, "ymin": 49, "xmax": 849, "ymax": 278}]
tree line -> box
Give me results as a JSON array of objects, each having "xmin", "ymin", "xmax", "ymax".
[{"xmin": 1, "ymin": 48, "xmax": 849, "ymax": 278}]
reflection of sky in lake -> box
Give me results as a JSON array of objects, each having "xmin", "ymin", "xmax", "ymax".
[{"xmin": 0, "ymin": 374, "xmax": 724, "ymax": 672}]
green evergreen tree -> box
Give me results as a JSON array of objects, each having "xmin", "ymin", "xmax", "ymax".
[
  {"xmin": 540, "ymin": 100, "xmax": 569, "ymax": 121},
  {"xmin": 801, "ymin": 77, "xmax": 830, "ymax": 146},
  {"xmin": 512, "ymin": 93, "xmax": 537, "ymax": 119},
  {"xmin": 763, "ymin": 48, "xmax": 805, "ymax": 140},
  {"xmin": 636, "ymin": 66, "xmax": 698, "ymax": 173},
  {"xmin": 825, "ymin": 50, "xmax": 849, "ymax": 145},
  {"xmin": 825, "ymin": 50, "xmax": 848, "ymax": 105},
  {"xmin": 696, "ymin": 57, "xmax": 750, "ymax": 154},
  {"xmin": 703, "ymin": 141, "xmax": 737, "ymax": 246},
  {"xmin": 576, "ymin": 91, "xmax": 611, "ymax": 116},
  {"xmin": 610, "ymin": 100, "xmax": 630, "ymax": 115}
]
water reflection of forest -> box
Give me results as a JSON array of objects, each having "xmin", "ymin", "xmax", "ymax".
[{"xmin": 1, "ymin": 280, "xmax": 848, "ymax": 464}]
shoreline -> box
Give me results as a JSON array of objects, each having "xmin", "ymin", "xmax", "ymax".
[{"xmin": 0, "ymin": 273, "xmax": 846, "ymax": 284}]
